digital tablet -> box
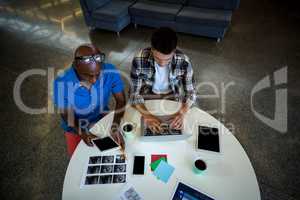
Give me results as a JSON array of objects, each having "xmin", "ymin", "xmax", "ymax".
[
  {"xmin": 171, "ymin": 181, "xmax": 215, "ymax": 200},
  {"xmin": 197, "ymin": 126, "xmax": 221, "ymax": 154},
  {"xmin": 92, "ymin": 137, "xmax": 120, "ymax": 152}
]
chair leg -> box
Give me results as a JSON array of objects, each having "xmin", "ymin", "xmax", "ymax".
[
  {"xmin": 61, "ymin": 20, "xmax": 65, "ymax": 32},
  {"xmin": 72, "ymin": 11, "xmax": 76, "ymax": 19},
  {"xmin": 89, "ymin": 26, "xmax": 96, "ymax": 31},
  {"xmin": 134, "ymin": 23, "xmax": 137, "ymax": 29},
  {"xmin": 217, "ymin": 38, "xmax": 221, "ymax": 43},
  {"xmin": 117, "ymin": 32, "xmax": 120, "ymax": 37}
]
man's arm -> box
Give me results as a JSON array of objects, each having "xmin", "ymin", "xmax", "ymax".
[
  {"xmin": 182, "ymin": 59, "xmax": 197, "ymax": 107},
  {"xmin": 53, "ymin": 78, "xmax": 97, "ymax": 146},
  {"xmin": 109, "ymin": 91, "xmax": 126, "ymax": 149},
  {"xmin": 130, "ymin": 57, "xmax": 145, "ymax": 106},
  {"xmin": 170, "ymin": 59, "xmax": 196, "ymax": 129},
  {"xmin": 130, "ymin": 57, "xmax": 162, "ymax": 133},
  {"xmin": 111, "ymin": 91, "xmax": 126, "ymax": 128},
  {"xmin": 59, "ymin": 108, "xmax": 97, "ymax": 146},
  {"xmin": 112, "ymin": 92, "xmax": 126, "ymax": 123}
]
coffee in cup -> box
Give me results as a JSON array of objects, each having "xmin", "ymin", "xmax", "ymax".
[
  {"xmin": 121, "ymin": 122, "xmax": 136, "ymax": 139},
  {"xmin": 193, "ymin": 159, "xmax": 207, "ymax": 174},
  {"xmin": 123, "ymin": 123, "xmax": 133, "ymax": 132}
]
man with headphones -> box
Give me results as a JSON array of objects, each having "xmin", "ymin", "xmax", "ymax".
[{"xmin": 53, "ymin": 44, "xmax": 126, "ymax": 156}]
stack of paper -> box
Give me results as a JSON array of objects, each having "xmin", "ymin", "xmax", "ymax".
[
  {"xmin": 150, "ymin": 154, "xmax": 175, "ymax": 183},
  {"xmin": 150, "ymin": 154, "xmax": 167, "ymax": 171},
  {"xmin": 116, "ymin": 184, "xmax": 144, "ymax": 200}
]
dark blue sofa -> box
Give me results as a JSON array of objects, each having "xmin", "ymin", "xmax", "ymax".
[
  {"xmin": 175, "ymin": 0, "xmax": 239, "ymax": 40},
  {"xmin": 80, "ymin": 0, "xmax": 240, "ymax": 40},
  {"xmin": 129, "ymin": 0, "xmax": 184, "ymax": 29},
  {"xmin": 130, "ymin": 0, "xmax": 239, "ymax": 40},
  {"xmin": 80, "ymin": 0, "xmax": 135, "ymax": 34}
]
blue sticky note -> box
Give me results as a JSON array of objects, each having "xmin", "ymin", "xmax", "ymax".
[{"xmin": 153, "ymin": 160, "xmax": 175, "ymax": 183}]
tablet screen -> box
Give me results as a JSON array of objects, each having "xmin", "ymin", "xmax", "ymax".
[
  {"xmin": 93, "ymin": 137, "xmax": 119, "ymax": 152},
  {"xmin": 197, "ymin": 126, "xmax": 220, "ymax": 153},
  {"xmin": 172, "ymin": 182, "xmax": 215, "ymax": 200}
]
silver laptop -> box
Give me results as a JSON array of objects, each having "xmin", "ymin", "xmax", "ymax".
[{"xmin": 140, "ymin": 115, "xmax": 192, "ymax": 142}]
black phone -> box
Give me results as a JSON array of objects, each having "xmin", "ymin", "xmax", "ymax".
[{"xmin": 133, "ymin": 156, "xmax": 145, "ymax": 175}]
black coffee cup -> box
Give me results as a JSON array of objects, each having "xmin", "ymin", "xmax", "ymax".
[
  {"xmin": 122, "ymin": 124, "xmax": 133, "ymax": 132},
  {"xmin": 193, "ymin": 159, "xmax": 207, "ymax": 174},
  {"xmin": 121, "ymin": 122, "xmax": 136, "ymax": 139}
]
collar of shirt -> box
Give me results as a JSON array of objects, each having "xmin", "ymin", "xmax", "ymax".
[
  {"xmin": 146, "ymin": 49, "xmax": 177, "ymax": 73},
  {"xmin": 69, "ymin": 66, "xmax": 101, "ymax": 90}
]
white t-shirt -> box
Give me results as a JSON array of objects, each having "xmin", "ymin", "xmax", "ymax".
[{"xmin": 152, "ymin": 62, "xmax": 171, "ymax": 94}]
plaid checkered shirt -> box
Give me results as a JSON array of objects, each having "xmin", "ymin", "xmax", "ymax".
[{"xmin": 130, "ymin": 47, "xmax": 196, "ymax": 105}]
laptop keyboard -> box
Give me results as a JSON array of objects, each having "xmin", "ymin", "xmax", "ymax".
[
  {"xmin": 144, "ymin": 124, "xmax": 182, "ymax": 136},
  {"xmin": 141, "ymin": 116, "xmax": 183, "ymax": 136}
]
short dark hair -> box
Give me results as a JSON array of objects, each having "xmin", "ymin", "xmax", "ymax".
[{"xmin": 151, "ymin": 27, "xmax": 177, "ymax": 54}]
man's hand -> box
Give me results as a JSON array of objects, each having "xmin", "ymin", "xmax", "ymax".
[
  {"xmin": 170, "ymin": 103, "xmax": 189, "ymax": 130},
  {"xmin": 111, "ymin": 129, "xmax": 125, "ymax": 150},
  {"xmin": 132, "ymin": 103, "xmax": 162, "ymax": 133},
  {"xmin": 170, "ymin": 112, "xmax": 184, "ymax": 130},
  {"xmin": 80, "ymin": 132, "xmax": 97, "ymax": 146},
  {"xmin": 144, "ymin": 114, "xmax": 162, "ymax": 133}
]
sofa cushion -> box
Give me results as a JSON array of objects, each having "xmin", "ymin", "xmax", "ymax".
[
  {"xmin": 86, "ymin": 0, "xmax": 111, "ymax": 11},
  {"xmin": 129, "ymin": 0, "xmax": 183, "ymax": 20},
  {"xmin": 176, "ymin": 7, "xmax": 232, "ymax": 27},
  {"xmin": 149, "ymin": 0, "xmax": 185, "ymax": 4},
  {"xmin": 92, "ymin": 0, "xmax": 133, "ymax": 22},
  {"xmin": 187, "ymin": 0, "xmax": 240, "ymax": 10}
]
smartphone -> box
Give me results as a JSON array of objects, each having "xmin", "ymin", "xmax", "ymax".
[{"xmin": 133, "ymin": 156, "xmax": 145, "ymax": 175}]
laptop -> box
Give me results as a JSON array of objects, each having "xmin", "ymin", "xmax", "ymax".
[{"xmin": 140, "ymin": 115, "xmax": 192, "ymax": 142}]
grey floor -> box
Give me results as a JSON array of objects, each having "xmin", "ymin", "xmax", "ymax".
[{"xmin": 0, "ymin": 0, "xmax": 299, "ymax": 199}]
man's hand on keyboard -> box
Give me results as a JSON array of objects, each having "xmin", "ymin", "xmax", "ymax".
[
  {"xmin": 144, "ymin": 114, "xmax": 163, "ymax": 134},
  {"xmin": 170, "ymin": 112, "xmax": 184, "ymax": 130}
]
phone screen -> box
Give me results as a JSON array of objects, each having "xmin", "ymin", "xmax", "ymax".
[{"xmin": 133, "ymin": 156, "xmax": 145, "ymax": 175}]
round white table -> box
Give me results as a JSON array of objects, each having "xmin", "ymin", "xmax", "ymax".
[{"xmin": 62, "ymin": 100, "xmax": 261, "ymax": 200}]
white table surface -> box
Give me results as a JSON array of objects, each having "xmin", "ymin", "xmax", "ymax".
[{"xmin": 62, "ymin": 100, "xmax": 261, "ymax": 200}]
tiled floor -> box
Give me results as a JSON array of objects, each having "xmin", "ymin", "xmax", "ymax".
[{"xmin": 0, "ymin": 0, "xmax": 299, "ymax": 199}]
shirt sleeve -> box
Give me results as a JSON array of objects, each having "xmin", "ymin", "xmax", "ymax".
[
  {"xmin": 53, "ymin": 78, "xmax": 69, "ymax": 110},
  {"xmin": 182, "ymin": 59, "xmax": 197, "ymax": 106},
  {"xmin": 110, "ymin": 65, "xmax": 124, "ymax": 94},
  {"xmin": 130, "ymin": 57, "xmax": 145, "ymax": 105}
]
